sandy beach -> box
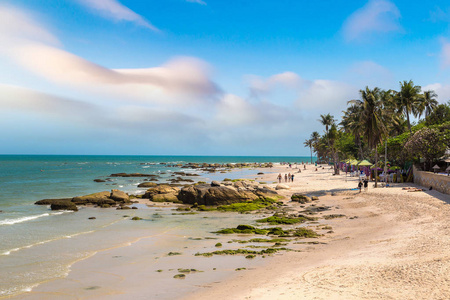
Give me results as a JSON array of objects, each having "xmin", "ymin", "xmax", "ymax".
[{"xmin": 13, "ymin": 164, "xmax": 450, "ymax": 300}]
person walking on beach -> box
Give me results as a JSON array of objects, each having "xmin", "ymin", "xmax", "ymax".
[
  {"xmin": 291, "ymin": 174, "xmax": 294, "ymax": 182},
  {"xmin": 288, "ymin": 173, "xmax": 291, "ymax": 182},
  {"xmin": 277, "ymin": 173, "xmax": 282, "ymax": 183},
  {"xmin": 363, "ymin": 179, "xmax": 368, "ymax": 192},
  {"xmin": 284, "ymin": 174, "xmax": 287, "ymax": 182},
  {"xmin": 358, "ymin": 180, "xmax": 363, "ymax": 193}
]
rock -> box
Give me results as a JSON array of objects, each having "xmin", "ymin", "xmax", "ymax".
[
  {"xmin": 110, "ymin": 190, "xmax": 130, "ymax": 203},
  {"xmin": 50, "ymin": 200, "xmax": 78, "ymax": 211},
  {"xmin": 276, "ymin": 184, "xmax": 290, "ymax": 190},
  {"xmin": 311, "ymin": 196, "xmax": 319, "ymax": 200},
  {"xmin": 257, "ymin": 172, "xmax": 264, "ymax": 175},
  {"xmin": 88, "ymin": 217, "xmax": 96, "ymax": 219},
  {"xmin": 143, "ymin": 185, "xmax": 179, "ymax": 203},
  {"xmin": 131, "ymin": 206, "xmax": 138, "ymax": 209},
  {"xmin": 291, "ymin": 193, "xmax": 312, "ymax": 204},
  {"xmin": 177, "ymin": 184, "xmax": 256, "ymax": 206},
  {"xmin": 110, "ymin": 173, "xmax": 157, "ymax": 177},
  {"xmin": 211, "ymin": 181, "xmax": 221, "ymax": 187},
  {"xmin": 35, "ymin": 198, "xmax": 72, "ymax": 205},
  {"xmin": 119, "ymin": 206, "xmax": 131, "ymax": 210},
  {"xmin": 72, "ymin": 191, "xmax": 110, "ymax": 205},
  {"xmin": 93, "ymin": 179, "xmax": 106, "ymax": 182},
  {"xmin": 137, "ymin": 182, "xmax": 158, "ymax": 188},
  {"xmin": 152, "ymin": 194, "xmax": 181, "ymax": 203},
  {"xmin": 131, "ymin": 216, "xmax": 142, "ymax": 220}
]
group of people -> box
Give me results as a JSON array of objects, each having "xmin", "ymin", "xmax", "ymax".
[
  {"xmin": 277, "ymin": 173, "xmax": 294, "ymax": 183},
  {"xmin": 358, "ymin": 178, "xmax": 369, "ymax": 192}
]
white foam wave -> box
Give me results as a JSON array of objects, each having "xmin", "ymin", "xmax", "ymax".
[{"xmin": 0, "ymin": 211, "xmax": 69, "ymax": 226}]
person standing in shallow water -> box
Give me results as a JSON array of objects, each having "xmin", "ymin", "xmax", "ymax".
[
  {"xmin": 291, "ymin": 174, "xmax": 294, "ymax": 182},
  {"xmin": 358, "ymin": 180, "xmax": 363, "ymax": 193},
  {"xmin": 284, "ymin": 174, "xmax": 288, "ymax": 182},
  {"xmin": 277, "ymin": 173, "xmax": 282, "ymax": 183},
  {"xmin": 364, "ymin": 179, "xmax": 368, "ymax": 192}
]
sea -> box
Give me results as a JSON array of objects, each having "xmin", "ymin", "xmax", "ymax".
[{"xmin": 0, "ymin": 155, "xmax": 313, "ymax": 298}]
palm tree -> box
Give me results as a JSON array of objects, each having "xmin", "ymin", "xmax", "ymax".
[
  {"xmin": 348, "ymin": 87, "xmax": 388, "ymax": 187},
  {"xmin": 395, "ymin": 80, "xmax": 422, "ymax": 134},
  {"xmin": 318, "ymin": 113, "xmax": 335, "ymax": 162},
  {"xmin": 310, "ymin": 131, "xmax": 320, "ymax": 159},
  {"xmin": 420, "ymin": 90, "xmax": 438, "ymax": 119},
  {"xmin": 303, "ymin": 139, "xmax": 313, "ymax": 164},
  {"xmin": 340, "ymin": 104, "xmax": 364, "ymax": 159}
]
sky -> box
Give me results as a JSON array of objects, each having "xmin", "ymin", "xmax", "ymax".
[{"xmin": 1, "ymin": 0, "xmax": 450, "ymax": 156}]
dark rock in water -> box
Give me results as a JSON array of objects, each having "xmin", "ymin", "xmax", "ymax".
[
  {"xmin": 50, "ymin": 201, "xmax": 78, "ymax": 211},
  {"xmin": 35, "ymin": 198, "xmax": 72, "ymax": 205},
  {"xmin": 110, "ymin": 189, "xmax": 130, "ymax": 203},
  {"xmin": 257, "ymin": 172, "xmax": 264, "ymax": 175},
  {"xmin": 137, "ymin": 182, "xmax": 158, "ymax": 188},
  {"xmin": 93, "ymin": 179, "xmax": 106, "ymax": 182},
  {"xmin": 88, "ymin": 217, "xmax": 96, "ymax": 219},
  {"xmin": 110, "ymin": 173, "xmax": 157, "ymax": 177},
  {"xmin": 72, "ymin": 191, "xmax": 110, "ymax": 205},
  {"xmin": 132, "ymin": 206, "xmax": 138, "ymax": 209}
]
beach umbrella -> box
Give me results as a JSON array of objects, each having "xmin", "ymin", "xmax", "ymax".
[
  {"xmin": 349, "ymin": 159, "xmax": 359, "ymax": 165},
  {"xmin": 357, "ymin": 160, "xmax": 373, "ymax": 166},
  {"xmin": 432, "ymin": 164, "xmax": 440, "ymax": 173}
]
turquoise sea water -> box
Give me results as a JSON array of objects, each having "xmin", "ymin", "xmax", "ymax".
[{"xmin": 0, "ymin": 155, "xmax": 313, "ymax": 298}]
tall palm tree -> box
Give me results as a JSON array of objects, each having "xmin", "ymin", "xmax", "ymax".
[
  {"xmin": 420, "ymin": 90, "xmax": 438, "ymax": 119},
  {"xmin": 395, "ymin": 80, "xmax": 422, "ymax": 134},
  {"xmin": 310, "ymin": 131, "xmax": 320, "ymax": 161},
  {"xmin": 318, "ymin": 113, "xmax": 335, "ymax": 162},
  {"xmin": 340, "ymin": 104, "xmax": 364, "ymax": 159},
  {"xmin": 303, "ymin": 139, "xmax": 313, "ymax": 164},
  {"xmin": 348, "ymin": 87, "xmax": 388, "ymax": 187}
]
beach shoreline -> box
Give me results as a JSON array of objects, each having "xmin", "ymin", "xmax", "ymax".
[{"xmin": 10, "ymin": 163, "xmax": 450, "ymax": 300}]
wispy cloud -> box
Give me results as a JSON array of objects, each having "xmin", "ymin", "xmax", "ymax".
[
  {"xmin": 0, "ymin": 5, "xmax": 218, "ymax": 102},
  {"xmin": 76, "ymin": 0, "xmax": 159, "ymax": 31},
  {"xmin": 342, "ymin": 0, "xmax": 402, "ymax": 41},
  {"xmin": 186, "ymin": 0, "xmax": 207, "ymax": 5},
  {"xmin": 247, "ymin": 72, "xmax": 303, "ymax": 97}
]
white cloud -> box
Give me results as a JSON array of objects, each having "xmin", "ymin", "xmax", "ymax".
[
  {"xmin": 422, "ymin": 83, "xmax": 450, "ymax": 104},
  {"xmin": 76, "ymin": 0, "xmax": 159, "ymax": 31},
  {"xmin": 0, "ymin": 5, "xmax": 218, "ymax": 102},
  {"xmin": 296, "ymin": 80, "xmax": 358, "ymax": 111},
  {"xmin": 342, "ymin": 0, "xmax": 402, "ymax": 41},
  {"xmin": 247, "ymin": 71, "xmax": 303, "ymax": 97},
  {"xmin": 0, "ymin": 5, "xmax": 59, "ymax": 47},
  {"xmin": 187, "ymin": 0, "xmax": 207, "ymax": 5}
]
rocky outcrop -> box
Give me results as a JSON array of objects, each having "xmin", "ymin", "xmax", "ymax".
[
  {"xmin": 72, "ymin": 191, "xmax": 111, "ymax": 205},
  {"xmin": 177, "ymin": 180, "xmax": 279, "ymax": 206},
  {"xmin": 110, "ymin": 189, "xmax": 130, "ymax": 202},
  {"xmin": 291, "ymin": 193, "xmax": 311, "ymax": 204},
  {"xmin": 35, "ymin": 190, "xmax": 130, "ymax": 210},
  {"xmin": 137, "ymin": 182, "xmax": 158, "ymax": 188},
  {"xmin": 110, "ymin": 173, "xmax": 158, "ymax": 178},
  {"xmin": 50, "ymin": 200, "xmax": 78, "ymax": 211},
  {"xmin": 143, "ymin": 185, "xmax": 180, "ymax": 203}
]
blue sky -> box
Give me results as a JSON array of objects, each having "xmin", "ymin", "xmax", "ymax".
[{"xmin": 1, "ymin": 0, "xmax": 450, "ymax": 156}]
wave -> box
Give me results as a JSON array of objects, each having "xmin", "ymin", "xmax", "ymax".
[{"xmin": 0, "ymin": 211, "xmax": 69, "ymax": 226}]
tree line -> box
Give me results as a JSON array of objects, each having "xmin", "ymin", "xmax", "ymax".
[{"xmin": 304, "ymin": 80, "xmax": 450, "ymax": 186}]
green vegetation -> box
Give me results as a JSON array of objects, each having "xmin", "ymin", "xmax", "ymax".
[
  {"xmin": 217, "ymin": 197, "xmax": 281, "ymax": 213},
  {"xmin": 308, "ymin": 80, "xmax": 450, "ymax": 177},
  {"xmin": 177, "ymin": 268, "xmax": 199, "ymax": 273},
  {"xmin": 245, "ymin": 255, "xmax": 255, "ymax": 259},
  {"xmin": 131, "ymin": 216, "xmax": 142, "ymax": 220},
  {"xmin": 215, "ymin": 243, "xmax": 222, "ymax": 247},
  {"xmin": 167, "ymin": 252, "xmax": 182, "ymax": 256},
  {"xmin": 195, "ymin": 247, "xmax": 289, "ymax": 257},
  {"xmin": 215, "ymin": 224, "xmax": 267, "ymax": 235},
  {"xmin": 256, "ymin": 214, "xmax": 315, "ymax": 225},
  {"xmin": 292, "ymin": 228, "xmax": 319, "ymax": 238},
  {"xmin": 173, "ymin": 274, "xmax": 186, "ymax": 279}
]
